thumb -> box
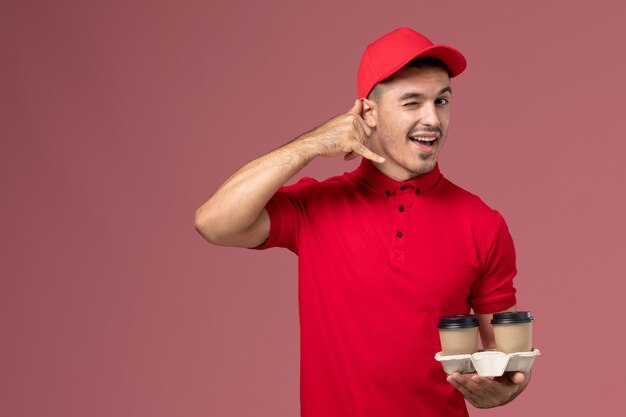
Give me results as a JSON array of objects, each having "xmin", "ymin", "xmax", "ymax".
[
  {"xmin": 510, "ymin": 372, "xmax": 525, "ymax": 385},
  {"xmin": 348, "ymin": 99, "xmax": 363, "ymax": 115}
]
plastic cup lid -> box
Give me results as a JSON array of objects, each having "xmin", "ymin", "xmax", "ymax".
[
  {"xmin": 438, "ymin": 314, "xmax": 479, "ymax": 329},
  {"xmin": 491, "ymin": 311, "xmax": 534, "ymax": 324}
]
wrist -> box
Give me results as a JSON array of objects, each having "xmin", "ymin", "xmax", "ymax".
[{"xmin": 288, "ymin": 132, "xmax": 325, "ymax": 162}]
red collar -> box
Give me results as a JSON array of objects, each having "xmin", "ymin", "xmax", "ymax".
[{"xmin": 351, "ymin": 158, "xmax": 442, "ymax": 196}]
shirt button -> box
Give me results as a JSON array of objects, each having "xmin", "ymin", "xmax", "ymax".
[
  {"xmin": 396, "ymin": 231, "xmax": 403, "ymax": 238},
  {"xmin": 385, "ymin": 191, "xmax": 391, "ymax": 197},
  {"xmin": 398, "ymin": 205, "xmax": 405, "ymax": 212},
  {"xmin": 415, "ymin": 188, "xmax": 421, "ymax": 195},
  {"xmin": 400, "ymin": 186, "xmax": 407, "ymax": 191}
]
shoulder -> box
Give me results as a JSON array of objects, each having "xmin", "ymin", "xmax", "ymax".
[
  {"xmin": 437, "ymin": 176, "xmax": 505, "ymax": 226},
  {"xmin": 278, "ymin": 171, "xmax": 354, "ymax": 198},
  {"xmin": 276, "ymin": 176, "xmax": 320, "ymax": 197}
]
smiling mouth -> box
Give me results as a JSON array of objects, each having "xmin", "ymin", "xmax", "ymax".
[{"xmin": 408, "ymin": 135, "xmax": 438, "ymax": 148}]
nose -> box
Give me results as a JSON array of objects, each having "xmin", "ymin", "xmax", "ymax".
[{"xmin": 420, "ymin": 102, "xmax": 440, "ymax": 127}]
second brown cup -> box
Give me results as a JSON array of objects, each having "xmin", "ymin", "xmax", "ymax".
[{"xmin": 491, "ymin": 311, "xmax": 534, "ymax": 353}]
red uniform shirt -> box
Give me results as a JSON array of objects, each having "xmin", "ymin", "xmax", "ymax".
[{"xmin": 255, "ymin": 159, "xmax": 517, "ymax": 417}]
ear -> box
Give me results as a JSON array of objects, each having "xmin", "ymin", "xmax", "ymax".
[{"xmin": 360, "ymin": 98, "xmax": 377, "ymax": 128}]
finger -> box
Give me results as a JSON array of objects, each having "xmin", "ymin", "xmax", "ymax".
[
  {"xmin": 448, "ymin": 373, "xmax": 480, "ymax": 391},
  {"xmin": 350, "ymin": 141, "xmax": 384, "ymax": 163},
  {"xmin": 497, "ymin": 372, "xmax": 525, "ymax": 386},
  {"xmin": 353, "ymin": 118, "xmax": 371, "ymax": 141},
  {"xmin": 348, "ymin": 99, "xmax": 363, "ymax": 115},
  {"xmin": 355, "ymin": 116, "xmax": 372, "ymax": 137},
  {"xmin": 509, "ymin": 372, "xmax": 526, "ymax": 385},
  {"xmin": 471, "ymin": 375, "xmax": 494, "ymax": 384},
  {"xmin": 344, "ymin": 151, "xmax": 358, "ymax": 161},
  {"xmin": 447, "ymin": 374, "xmax": 481, "ymax": 403},
  {"xmin": 450, "ymin": 380, "xmax": 475, "ymax": 399}
]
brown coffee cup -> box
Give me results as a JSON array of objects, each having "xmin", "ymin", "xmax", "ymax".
[
  {"xmin": 491, "ymin": 311, "xmax": 534, "ymax": 353},
  {"xmin": 437, "ymin": 315, "xmax": 479, "ymax": 356}
]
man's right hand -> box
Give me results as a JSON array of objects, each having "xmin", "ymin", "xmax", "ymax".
[
  {"xmin": 298, "ymin": 99, "xmax": 385, "ymax": 163},
  {"xmin": 195, "ymin": 99, "xmax": 384, "ymax": 248}
]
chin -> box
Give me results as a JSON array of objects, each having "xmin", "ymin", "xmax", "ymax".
[
  {"xmin": 415, "ymin": 167, "xmax": 435, "ymax": 176},
  {"xmin": 410, "ymin": 161, "xmax": 436, "ymax": 176}
]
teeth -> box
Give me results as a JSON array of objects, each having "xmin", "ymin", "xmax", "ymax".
[{"xmin": 411, "ymin": 136, "xmax": 437, "ymax": 142}]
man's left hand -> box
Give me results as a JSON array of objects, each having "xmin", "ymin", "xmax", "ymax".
[{"xmin": 447, "ymin": 371, "xmax": 529, "ymax": 408}]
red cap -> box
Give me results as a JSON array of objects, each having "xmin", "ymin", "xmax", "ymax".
[{"xmin": 357, "ymin": 27, "xmax": 467, "ymax": 98}]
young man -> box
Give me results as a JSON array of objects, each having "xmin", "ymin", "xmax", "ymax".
[{"xmin": 196, "ymin": 27, "xmax": 530, "ymax": 416}]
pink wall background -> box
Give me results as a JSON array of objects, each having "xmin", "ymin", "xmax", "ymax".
[{"xmin": 2, "ymin": 0, "xmax": 625, "ymax": 416}]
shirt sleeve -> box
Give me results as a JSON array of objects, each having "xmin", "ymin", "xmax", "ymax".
[
  {"xmin": 249, "ymin": 177, "xmax": 319, "ymax": 254},
  {"xmin": 469, "ymin": 211, "xmax": 518, "ymax": 314}
]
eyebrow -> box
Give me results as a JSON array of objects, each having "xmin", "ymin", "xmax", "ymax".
[{"xmin": 398, "ymin": 86, "xmax": 452, "ymax": 101}]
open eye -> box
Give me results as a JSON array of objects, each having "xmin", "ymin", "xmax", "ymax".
[{"xmin": 436, "ymin": 97, "xmax": 450, "ymax": 106}]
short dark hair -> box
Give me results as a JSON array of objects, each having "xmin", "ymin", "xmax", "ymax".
[
  {"xmin": 402, "ymin": 56, "xmax": 449, "ymax": 75},
  {"xmin": 368, "ymin": 57, "xmax": 450, "ymax": 101}
]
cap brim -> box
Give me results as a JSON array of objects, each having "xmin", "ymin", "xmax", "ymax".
[{"xmin": 414, "ymin": 44, "xmax": 467, "ymax": 77}]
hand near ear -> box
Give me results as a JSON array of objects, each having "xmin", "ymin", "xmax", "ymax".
[{"xmin": 299, "ymin": 99, "xmax": 383, "ymax": 163}]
